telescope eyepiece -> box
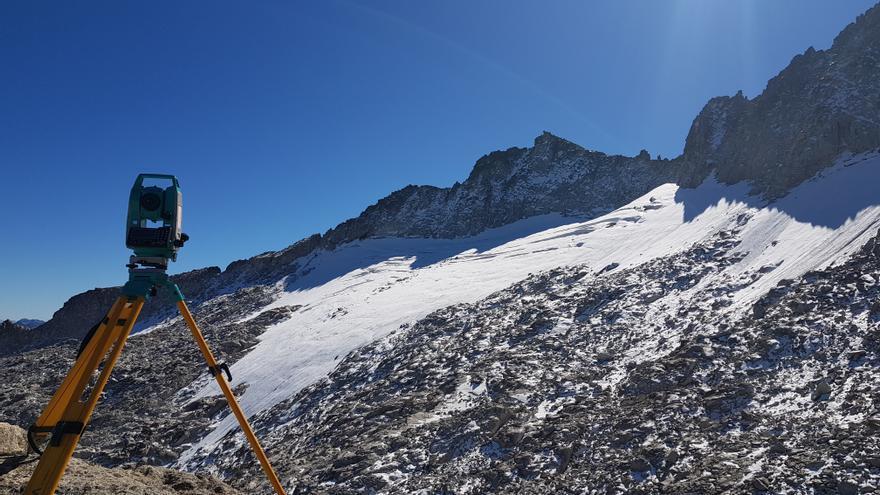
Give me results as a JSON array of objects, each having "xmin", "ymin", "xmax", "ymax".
[{"xmin": 140, "ymin": 192, "xmax": 162, "ymax": 211}]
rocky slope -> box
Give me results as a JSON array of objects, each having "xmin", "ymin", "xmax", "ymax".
[
  {"xmin": 0, "ymin": 285, "xmax": 284, "ymax": 464},
  {"xmin": 183, "ymin": 219, "xmax": 880, "ymax": 495}
]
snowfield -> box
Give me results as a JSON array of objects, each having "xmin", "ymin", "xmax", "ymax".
[{"xmin": 176, "ymin": 152, "xmax": 880, "ymax": 465}]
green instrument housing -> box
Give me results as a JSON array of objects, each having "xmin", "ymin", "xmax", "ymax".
[{"xmin": 125, "ymin": 174, "xmax": 188, "ymax": 261}]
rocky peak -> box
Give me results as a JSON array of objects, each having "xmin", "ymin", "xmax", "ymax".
[
  {"xmin": 681, "ymin": 91, "xmax": 749, "ymax": 167},
  {"xmin": 832, "ymin": 2, "xmax": 880, "ymax": 52},
  {"xmin": 680, "ymin": 1, "xmax": 880, "ymax": 196},
  {"xmin": 530, "ymin": 130, "xmax": 584, "ymax": 155},
  {"xmin": 321, "ymin": 131, "xmax": 669, "ymax": 243},
  {"xmin": 463, "ymin": 132, "xmax": 580, "ymax": 181}
]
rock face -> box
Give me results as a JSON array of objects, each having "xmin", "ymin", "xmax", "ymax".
[
  {"xmin": 324, "ymin": 132, "xmax": 670, "ymax": 241},
  {"xmin": 680, "ymin": 3, "xmax": 880, "ymax": 195}
]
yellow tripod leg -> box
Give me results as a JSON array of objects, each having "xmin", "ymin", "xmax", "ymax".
[
  {"xmin": 177, "ymin": 300, "xmax": 287, "ymax": 495},
  {"xmin": 25, "ymin": 296, "xmax": 145, "ymax": 495},
  {"xmin": 30, "ymin": 298, "xmax": 126, "ymax": 431}
]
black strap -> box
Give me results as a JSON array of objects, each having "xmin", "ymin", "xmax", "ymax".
[
  {"xmin": 27, "ymin": 425, "xmax": 51, "ymax": 456},
  {"xmin": 76, "ymin": 318, "xmax": 107, "ymax": 358},
  {"xmin": 208, "ymin": 362, "xmax": 232, "ymax": 382},
  {"xmin": 49, "ymin": 421, "xmax": 85, "ymax": 447},
  {"xmin": 26, "ymin": 422, "xmax": 84, "ymax": 455}
]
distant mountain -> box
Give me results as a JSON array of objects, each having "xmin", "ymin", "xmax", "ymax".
[
  {"xmin": 14, "ymin": 319, "xmax": 44, "ymax": 329},
  {"xmin": 0, "ymin": 320, "xmax": 30, "ymax": 352},
  {"xmin": 0, "ymin": 267, "xmax": 224, "ymax": 357}
]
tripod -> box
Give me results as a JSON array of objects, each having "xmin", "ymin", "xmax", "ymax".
[{"xmin": 24, "ymin": 266, "xmax": 287, "ymax": 495}]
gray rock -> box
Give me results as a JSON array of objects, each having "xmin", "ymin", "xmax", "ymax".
[
  {"xmin": 629, "ymin": 457, "xmax": 652, "ymax": 472},
  {"xmin": 811, "ymin": 380, "xmax": 833, "ymax": 401}
]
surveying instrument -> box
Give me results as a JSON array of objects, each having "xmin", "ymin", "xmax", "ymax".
[{"xmin": 24, "ymin": 174, "xmax": 287, "ymax": 495}]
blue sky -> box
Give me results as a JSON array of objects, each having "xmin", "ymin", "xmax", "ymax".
[{"xmin": 1, "ymin": 0, "xmax": 876, "ymax": 321}]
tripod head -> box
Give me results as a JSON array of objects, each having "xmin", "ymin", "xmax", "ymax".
[{"xmin": 125, "ymin": 174, "xmax": 189, "ymax": 269}]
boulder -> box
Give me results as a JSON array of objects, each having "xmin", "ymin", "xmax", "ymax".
[
  {"xmin": 811, "ymin": 380, "xmax": 832, "ymax": 401},
  {"xmin": 0, "ymin": 422, "xmax": 27, "ymax": 456}
]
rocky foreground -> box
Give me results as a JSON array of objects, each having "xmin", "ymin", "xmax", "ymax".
[{"xmin": 0, "ymin": 423, "xmax": 239, "ymax": 495}]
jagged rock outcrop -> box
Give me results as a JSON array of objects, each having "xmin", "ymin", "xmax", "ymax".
[
  {"xmin": 680, "ymin": 3, "xmax": 880, "ymax": 195},
  {"xmin": 323, "ymin": 132, "xmax": 670, "ymax": 241}
]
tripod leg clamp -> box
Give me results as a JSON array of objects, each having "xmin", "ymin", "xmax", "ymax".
[
  {"xmin": 49, "ymin": 421, "xmax": 85, "ymax": 447},
  {"xmin": 208, "ymin": 362, "xmax": 232, "ymax": 382},
  {"xmin": 27, "ymin": 421, "xmax": 85, "ymax": 454},
  {"xmin": 27, "ymin": 425, "xmax": 52, "ymax": 455}
]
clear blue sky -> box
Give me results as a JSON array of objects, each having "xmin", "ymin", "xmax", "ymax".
[{"xmin": 1, "ymin": 0, "xmax": 876, "ymax": 321}]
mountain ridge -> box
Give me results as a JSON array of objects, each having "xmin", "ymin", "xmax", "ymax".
[{"xmin": 214, "ymin": 0, "xmax": 880, "ymax": 277}]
